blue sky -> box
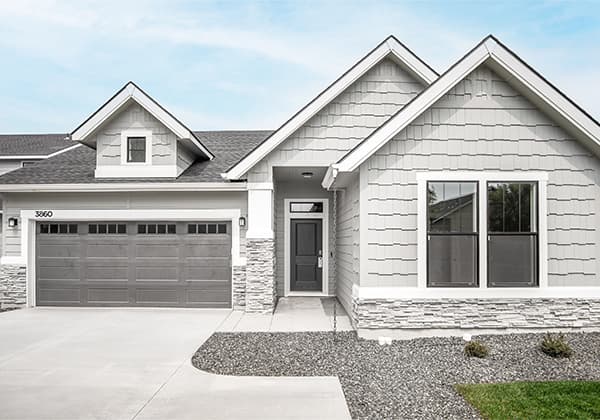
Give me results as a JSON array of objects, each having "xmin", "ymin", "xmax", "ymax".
[{"xmin": 1, "ymin": 0, "xmax": 599, "ymax": 133}]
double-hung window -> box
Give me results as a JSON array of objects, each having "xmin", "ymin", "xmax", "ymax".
[
  {"xmin": 127, "ymin": 137, "xmax": 146, "ymax": 163},
  {"xmin": 427, "ymin": 181, "xmax": 478, "ymax": 287},
  {"xmin": 423, "ymin": 176, "xmax": 540, "ymax": 288},
  {"xmin": 487, "ymin": 182, "xmax": 538, "ymax": 287}
]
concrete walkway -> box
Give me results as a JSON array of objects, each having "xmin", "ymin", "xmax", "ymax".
[
  {"xmin": 0, "ymin": 308, "xmax": 351, "ymax": 420},
  {"xmin": 219, "ymin": 297, "xmax": 354, "ymax": 332}
]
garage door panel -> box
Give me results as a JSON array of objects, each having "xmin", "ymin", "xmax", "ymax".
[
  {"xmin": 186, "ymin": 267, "xmax": 231, "ymax": 281},
  {"xmin": 136, "ymin": 243, "xmax": 179, "ymax": 258},
  {"xmin": 37, "ymin": 243, "xmax": 81, "ymax": 258},
  {"xmin": 187, "ymin": 289, "xmax": 231, "ymax": 306},
  {"xmin": 37, "ymin": 287, "xmax": 81, "ymax": 305},
  {"xmin": 87, "ymin": 242, "xmax": 129, "ymax": 258},
  {"xmin": 135, "ymin": 267, "xmax": 178, "ymax": 281},
  {"xmin": 135, "ymin": 288, "xmax": 179, "ymax": 305},
  {"xmin": 36, "ymin": 220, "xmax": 232, "ymax": 308},
  {"xmin": 87, "ymin": 288, "xmax": 129, "ymax": 304}
]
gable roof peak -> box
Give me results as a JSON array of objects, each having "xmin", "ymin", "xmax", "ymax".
[
  {"xmin": 222, "ymin": 36, "xmax": 437, "ymax": 180},
  {"xmin": 326, "ymin": 35, "xmax": 600, "ymax": 187},
  {"xmin": 71, "ymin": 81, "xmax": 214, "ymax": 160}
]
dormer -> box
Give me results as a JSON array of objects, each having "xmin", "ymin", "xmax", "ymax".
[{"xmin": 71, "ymin": 82, "xmax": 213, "ymax": 178}]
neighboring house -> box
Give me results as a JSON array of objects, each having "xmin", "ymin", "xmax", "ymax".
[
  {"xmin": 1, "ymin": 35, "xmax": 600, "ymax": 337},
  {"xmin": 0, "ymin": 135, "xmax": 76, "ymax": 256}
]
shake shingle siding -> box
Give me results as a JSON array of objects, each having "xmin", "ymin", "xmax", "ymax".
[
  {"xmin": 363, "ymin": 64, "xmax": 599, "ymax": 287},
  {"xmin": 248, "ymin": 59, "xmax": 425, "ymax": 182}
]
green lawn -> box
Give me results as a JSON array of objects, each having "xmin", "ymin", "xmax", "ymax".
[{"xmin": 456, "ymin": 381, "xmax": 600, "ymax": 420}]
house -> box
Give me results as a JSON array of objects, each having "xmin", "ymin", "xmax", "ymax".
[
  {"xmin": 1, "ymin": 35, "xmax": 599, "ymax": 337},
  {"xmin": 0, "ymin": 135, "xmax": 76, "ymax": 256}
]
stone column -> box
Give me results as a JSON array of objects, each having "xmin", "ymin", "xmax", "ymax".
[
  {"xmin": 0, "ymin": 265, "xmax": 27, "ymax": 309},
  {"xmin": 245, "ymin": 184, "xmax": 276, "ymax": 313}
]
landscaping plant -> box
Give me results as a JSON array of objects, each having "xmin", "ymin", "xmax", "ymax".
[
  {"xmin": 540, "ymin": 332, "xmax": 573, "ymax": 358},
  {"xmin": 464, "ymin": 340, "xmax": 489, "ymax": 358}
]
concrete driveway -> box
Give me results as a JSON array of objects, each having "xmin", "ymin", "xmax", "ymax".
[{"xmin": 0, "ymin": 308, "xmax": 350, "ymax": 420}]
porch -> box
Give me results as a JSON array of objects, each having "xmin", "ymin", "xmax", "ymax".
[{"xmin": 218, "ymin": 297, "xmax": 353, "ymax": 332}]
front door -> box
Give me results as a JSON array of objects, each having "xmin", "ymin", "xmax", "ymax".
[{"xmin": 290, "ymin": 219, "xmax": 323, "ymax": 292}]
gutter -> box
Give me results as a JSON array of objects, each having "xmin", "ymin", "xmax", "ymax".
[{"xmin": 0, "ymin": 181, "xmax": 248, "ymax": 193}]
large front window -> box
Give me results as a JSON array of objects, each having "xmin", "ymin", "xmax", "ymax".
[
  {"xmin": 487, "ymin": 182, "xmax": 538, "ymax": 287},
  {"xmin": 427, "ymin": 182, "xmax": 478, "ymax": 287}
]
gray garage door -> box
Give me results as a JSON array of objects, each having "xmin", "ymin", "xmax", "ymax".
[{"xmin": 36, "ymin": 221, "xmax": 232, "ymax": 308}]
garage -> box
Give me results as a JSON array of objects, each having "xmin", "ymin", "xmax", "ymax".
[{"xmin": 35, "ymin": 221, "xmax": 232, "ymax": 308}]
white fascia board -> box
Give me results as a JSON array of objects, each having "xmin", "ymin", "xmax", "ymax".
[
  {"xmin": 223, "ymin": 37, "xmax": 437, "ymax": 180},
  {"xmin": 0, "ymin": 143, "xmax": 81, "ymax": 160},
  {"xmin": 336, "ymin": 36, "xmax": 600, "ymax": 176},
  {"xmin": 386, "ymin": 38, "xmax": 438, "ymax": 85},
  {"xmin": 0, "ymin": 182, "xmax": 247, "ymax": 192},
  {"xmin": 486, "ymin": 38, "xmax": 600, "ymax": 147},
  {"xmin": 337, "ymin": 43, "xmax": 490, "ymax": 173},
  {"xmin": 71, "ymin": 83, "xmax": 214, "ymax": 160}
]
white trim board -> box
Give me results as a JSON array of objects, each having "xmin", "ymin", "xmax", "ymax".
[
  {"xmin": 17, "ymin": 208, "xmax": 243, "ymax": 307},
  {"xmin": 0, "ymin": 182, "xmax": 247, "ymax": 192},
  {"xmin": 416, "ymin": 171, "xmax": 548, "ymax": 292},
  {"xmin": 284, "ymin": 198, "xmax": 329, "ymax": 296},
  {"xmin": 71, "ymin": 82, "xmax": 213, "ymax": 160},
  {"xmin": 326, "ymin": 35, "xmax": 600, "ymax": 187},
  {"xmin": 354, "ymin": 285, "xmax": 600, "ymax": 300},
  {"xmin": 223, "ymin": 36, "xmax": 437, "ymax": 180}
]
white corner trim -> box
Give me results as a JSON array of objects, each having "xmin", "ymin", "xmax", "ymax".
[
  {"xmin": 416, "ymin": 171, "xmax": 549, "ymax": 292},
  {"xmin": 224, "ymin": 37, "xmax": 437, "ymax": 181},
  {"xmin": 20, "ymin": 208, "xmax": 243, "ymax": 307},
  {"xmin": 246, "ymin": 188, "xmax": 273, "ymax": 239},
  {"xmin": 247, "ymin": 182, "xmax": 274, "ymax": 190},
  {"xmin": 335, "ymin": 36, "xmax": 600, "ymax": 176},
  {"xmin": 119, "ymin": 129, "xmax": 153, "ymax": 166},
  {"xmin": 284, "ymin": 198, "xmax": 329, "ymax": 296},
  {"xmin": 71, "ymin": 82, "xmax": 213, "ymax": 160}
]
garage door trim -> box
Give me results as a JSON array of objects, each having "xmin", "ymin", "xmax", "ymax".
[{"xmin": 19, "ymin": 208, "xmax": 243, "ymax": 307}]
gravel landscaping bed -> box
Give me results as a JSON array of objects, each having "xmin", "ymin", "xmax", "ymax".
[{"xmin": 192, "ymin": 331, "xmax": 600, "ymax": 420}]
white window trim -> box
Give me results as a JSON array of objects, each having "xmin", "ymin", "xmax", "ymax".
[
  {"xmin": 120, "ymin": 129, "xmax": 152, "ymax": 165},
  {"xmin": 284, "ymin": 198, "xmax": 330, "ymax": 297},
  {"xmin": 15, "ymin": 208, "xmax": 243, "ymax": 307},
  {"xmin": 416, "ymin": 171, "xmax": 548, "ymax": 292}
]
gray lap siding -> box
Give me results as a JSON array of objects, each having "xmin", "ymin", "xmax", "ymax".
[{"xmin": 362, "ymin": 64, "xmax": 600, "ymax": 288}]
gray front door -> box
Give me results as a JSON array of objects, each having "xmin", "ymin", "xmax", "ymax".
[
  {"xmin": 35, "ymin": 221, "xmax": 232, "ymax": 308},
  {"xmin": 290, "ymin": 219, "xmax": 323, "ymax": 292}
]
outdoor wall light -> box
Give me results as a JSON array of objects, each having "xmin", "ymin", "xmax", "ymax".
[
  {"xmin": 7, "ymin": 217, "xmax": 18, "ymax": 228},
  {"xmin": 301, "ymin": 171, "xmax": 314, "ymax": 179},
  {"xmin": 239, "ymin": 216, "xmax": 246, "ymax": 227}
]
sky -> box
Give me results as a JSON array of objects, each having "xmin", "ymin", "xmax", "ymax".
[{"xmin": 0, "ymin": 0, "xmax": 599, "ymax": 133}]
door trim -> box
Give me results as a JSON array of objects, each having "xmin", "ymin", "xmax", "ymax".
[
  {"xmin": 284, "ymin": 198, "xmax": 329, "ymax": 296},
  {"xmin": 20, "ymin": 208, "xmax": 241, "ymax": 308}
]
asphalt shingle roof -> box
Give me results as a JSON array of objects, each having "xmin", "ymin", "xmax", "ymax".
[
  {"xmin": 0, "ymin": 134, "xmax": 73, "ymax": 156},
  {"xmin": 0, "ymin": 130, "xmax": 273, "ymax": 184}
]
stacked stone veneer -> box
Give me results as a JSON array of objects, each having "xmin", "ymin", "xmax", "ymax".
[
  {"xmin": 232, "ymin": 265, "xmax": 247, "ymax": 309},
  {"xmin": 245, "ymin": 238, "xmax": 276, "ymax": 313},
  {"xmin": 353, "ymin": 297, "xmax": 600, "ymax": 330},
  {"xmin": 0, "ymin": 265, "xmax": 26, "ymax": 308}
]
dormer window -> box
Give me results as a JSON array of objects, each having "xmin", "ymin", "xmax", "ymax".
[
  {"xmin": 119, "ymin": 129, "xmax": 152, "ymax": 166},
  {"xmin": 127, "ymin": 137, "xmax": 146, "ymax": 163}
]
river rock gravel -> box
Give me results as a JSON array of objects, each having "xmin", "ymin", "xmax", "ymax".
[{"xmin": 192, "ymin": 331, "xmax": 600, "ymax": 419}]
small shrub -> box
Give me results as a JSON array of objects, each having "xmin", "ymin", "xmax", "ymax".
[
  {"xmin": 540, "ymin": 333, "xmax": 573, "ymax": 358},
  {"xmin": 464, "ymin": 340, "xmax": 489, "ymax": 358}
]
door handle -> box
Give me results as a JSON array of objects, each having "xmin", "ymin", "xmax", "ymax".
[{"xmin": 317, "ymin": 256, "xmax": 323, "ymax": 268}]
